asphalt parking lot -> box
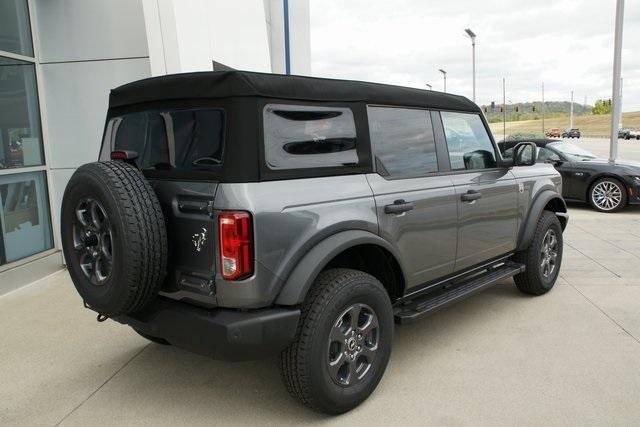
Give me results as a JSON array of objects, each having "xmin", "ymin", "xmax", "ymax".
[{"xmin": 1, "ymin": 138, "xmax": 639, "ymax": 426}]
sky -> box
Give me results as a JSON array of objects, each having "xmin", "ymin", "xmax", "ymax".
[{"xmin": 310, "ymin": 0, "xmax": 640, "ymax": 112}]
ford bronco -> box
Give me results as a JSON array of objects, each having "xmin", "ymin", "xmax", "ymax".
[{"xmin": 61, "ymin": 71, "xmax": 567, "ymax": 414}]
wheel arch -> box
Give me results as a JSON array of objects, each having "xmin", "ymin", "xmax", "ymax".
[
  {"xmin": 516, "ymin": 190, "xmax": 567, "ymax": 252},
  {"xmin": 275, "ymin": 230, "xmax": 407, "ymax": 306}
]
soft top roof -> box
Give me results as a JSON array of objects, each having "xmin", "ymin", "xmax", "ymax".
[{"xmin": 109, "ymin": 70, "xmax": 478, "ymax": 112}]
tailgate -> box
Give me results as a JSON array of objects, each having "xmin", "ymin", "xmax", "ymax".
[{"xmin": 150, "ymin": 179, "xmax": 218, "ymax": 306}]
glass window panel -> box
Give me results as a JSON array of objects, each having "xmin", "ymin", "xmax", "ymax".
[
  {"xmin": 441, "ymin": 112, "xmax": 496, "ymax": 170},
  {"xmin": 0, "ymin": 171, "xmax": 53, "ymax": 265},
  {"xmin": 0, "ymin": 57, "xmax": 44, "ymax": 169},
  {"xmin": 0, "ymin": 0, "xmax": 34, "ymax": 57},
  {"xmin": 368, "ymin": 107, "xmax": 438, "ymax": 178},
  {"xmin": 263, "ymin": 104, "xmax": 358, "ymax": 170}
]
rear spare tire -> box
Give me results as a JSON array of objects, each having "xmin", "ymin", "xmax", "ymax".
[{"xmin": 61, "ymin": 161, "xmax": 167, "ymax": 316}]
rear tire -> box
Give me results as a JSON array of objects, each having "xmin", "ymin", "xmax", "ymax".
[
  {"xmin": 280, "ymin": 268, "xmax": 393, "ymax": 414},
  {"xmin": 513, "ymin": 211, "xmax": 563, "ymax": 295}
]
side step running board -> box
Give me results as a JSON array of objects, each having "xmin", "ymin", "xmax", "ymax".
[{"xmin": 394, "ymin": 261, "xmax": 525, "ymax": 324}]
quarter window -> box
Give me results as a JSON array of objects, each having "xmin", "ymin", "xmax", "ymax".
[
  {"xmin": 263, "ymin": 104, "xmax": 358, "ymax": 170},
  {"xmin": 441, "ymin": 112, "xmax": 496, "ymax": 170},
  {"xmin": 368, "ymin": 107, "xmax": 438, "ymax": 178}
]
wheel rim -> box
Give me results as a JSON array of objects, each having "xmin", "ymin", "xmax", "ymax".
[
  {"xmin": 591, "ymin": 181, "xmax": 622, "ymax": 211},
  {"xmin": 327, "ymin": 303, "xmax": 379, "ymax": 387},
  {"xmin": 539, "ymin": 229, "xmax": 558, "ymax": 279},
  {"xmin": 72, "ymin": 198, "xmax": 113, "ymax": 285}
]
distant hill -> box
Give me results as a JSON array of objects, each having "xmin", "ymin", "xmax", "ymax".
[
  {"xmin": 488, "ymin": 111, "xmax": 640, "ymax": 139},
  {"xmin": 480, "ymin": 101, "xmax": 591, "ymax": 123}
]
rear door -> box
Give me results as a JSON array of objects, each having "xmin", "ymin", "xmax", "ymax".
[
  {"xmin": 102, "ymin": 108, "xmax": 225, "ymax": 300},
  {"xmin": 366, "ymin": 106, "xmax": 458, "ymax": 291},
  {"xmin": 438, "ymin": 111, "xmax": 519, "ymax": 271}
]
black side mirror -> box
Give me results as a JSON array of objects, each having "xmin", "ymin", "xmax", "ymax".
[{"xmin": 513, "ymin": 142, "xmax": 537, "ymax": 166}]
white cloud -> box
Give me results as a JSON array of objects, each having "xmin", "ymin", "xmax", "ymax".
[{"xmin": 310, "ymin": 0, "xmax": 640, "ymax": 111}]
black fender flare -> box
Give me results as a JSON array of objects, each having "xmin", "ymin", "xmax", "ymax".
[
  {"xmin": 275, "ymin": 230, "xmax": 406, "ymax": 306},
  {"xmin": 516, "ymin": 190, "xmax": 568, "ymax": 252}
]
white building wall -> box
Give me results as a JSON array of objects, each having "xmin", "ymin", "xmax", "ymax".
[
  {"xmin": 266, "ymin": 0, "xmax": 311, "ymax": 75},
  {"xmin": 33, "ymin": 0, "xmax": 151, "ymax": 246},
  {"xmin": 143, "ymin": 0, "xmax": 309, "ymax": 76}
]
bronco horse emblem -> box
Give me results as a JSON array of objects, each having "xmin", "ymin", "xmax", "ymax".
[{"xmin": 192, "ymin": 227, "xmax": 207, "ymax": 252}]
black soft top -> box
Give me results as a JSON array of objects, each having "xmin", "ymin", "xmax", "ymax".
[{"xmin": 109, "ymin": 70, "xmax": 478, "ymax": 112}]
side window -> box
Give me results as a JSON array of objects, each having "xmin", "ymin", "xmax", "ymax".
[
  {"xmin": 537, "ymin": 147, "xmax": 560, "ymax": 162},
  {"xmin": 367, "ymin": 107, "xmax": 438, "ymax": 178},
  {"xmin": 263, "ymin": 104, "xmax": 358, "ymax": 170},
  {"xmin": 441, "ymin": 112, "xmax": 496, "ymax": 170}
]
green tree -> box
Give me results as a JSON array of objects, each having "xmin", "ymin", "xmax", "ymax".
[{"xmin": 592, "ymin": 99, "xmax": 612, "ymax": 115}]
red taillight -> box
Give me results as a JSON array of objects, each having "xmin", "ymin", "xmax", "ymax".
[{"xmin": 218, "ymin": 211, "xmax": 254, "ymax": 280}]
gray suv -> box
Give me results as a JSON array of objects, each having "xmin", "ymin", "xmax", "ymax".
[{"xmin": 61, "ymin": 71, "xmax": 568, "ymax": 414}]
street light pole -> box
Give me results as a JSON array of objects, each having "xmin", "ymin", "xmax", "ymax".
[
  {"xmin": 570, "ymin": 90, "xmax": 574, "ymax": 129},
  {"xmin": 542, "ymin": 81, "xmax": 545, "ymax": 133},
  {"xmin": 503, "ymin": 77, "xmax": 506, "ymax": 141},
  {"xmin": 465, "ymin": 28, "xmax": 477, "ymax": 103},
  {"xmin": 425, "ymin": 83, "xmax": 432, "ymax": 90},
  {"xmin": 610, "ymin": 0, "xmax": 625, "ymax": 162},
  {"xmin": 439, "ymin": 69, "xmax": 447, "ymax": 93}
]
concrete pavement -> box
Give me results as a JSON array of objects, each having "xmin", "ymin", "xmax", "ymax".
[{"xmin": 2, "ymin": 137, "xmax": 640, "ymax": 426}]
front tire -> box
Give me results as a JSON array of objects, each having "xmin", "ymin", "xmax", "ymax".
[
  {"xmin": 281, "ymin": 268, "xmax": 393, "ymax": 414},
  {"xmin": 589, "ymin": 177, "xmax": 627, "ymax": 213},
  {"xmin": 513, "ymin": 211, "xmax": 563, "ymax": 295}
]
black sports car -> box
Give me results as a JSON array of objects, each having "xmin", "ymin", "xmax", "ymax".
[{"xmin": 500, "ymin": 139, "xmax": 640, "ymax": 212}]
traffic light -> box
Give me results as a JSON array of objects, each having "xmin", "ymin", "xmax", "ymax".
[
  {"xmin": 515, "ymin": 106, "xmax": 519, "ymax": 112},
  {"xmin": 500, "ymin": 106, "xmax": 504, "ymax": 112},
  {"xmin": 483, "ymin": 106, "xmax": 488, "ymax": 113},
  {"xmin": 532, "ymin": 105, "xmax": 536, "ymax": 112}
]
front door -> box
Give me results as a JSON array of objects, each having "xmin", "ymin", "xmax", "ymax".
[
  {"xmin": 449, "ymin": 170, "xmax": 518, "ymax": 270},
  {"xmin": 439, "ymin": 111, "xmax": 519, "ymax": 271},
  {"xmin": 366, "ymin": 106, "xmax": 458, "ymax": 290}
]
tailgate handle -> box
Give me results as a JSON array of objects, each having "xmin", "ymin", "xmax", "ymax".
[{"xmin": 178, "ymin": 200, "xmax": 214, "ymax": 216}]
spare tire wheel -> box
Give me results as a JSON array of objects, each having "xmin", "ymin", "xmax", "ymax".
[{"xmin": 61, "ymin": 161, "xmax": 167, "ymax": 316}]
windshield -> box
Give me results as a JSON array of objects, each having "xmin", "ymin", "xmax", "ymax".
[{"xmin": 550, "ymin": 142, "xmax": 597, "ymax": 161}]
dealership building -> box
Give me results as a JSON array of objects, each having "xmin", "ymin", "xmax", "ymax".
[{"xmin": 0, "ymin": 0, "xmax": 311, "ymax": 293}]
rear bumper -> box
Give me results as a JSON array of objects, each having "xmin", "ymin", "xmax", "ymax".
[{"xmin": 113, "ymin": 297, "xmax": 300, "ymax": 361}]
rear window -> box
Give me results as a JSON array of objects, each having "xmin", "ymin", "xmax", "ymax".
[
  {"xmin": 103, "ymin": 108, "xmax": 224, "ymax": 170},
  {"xmin": 263, "ymin": 104, "xmax": 358, "ymax": 170}
]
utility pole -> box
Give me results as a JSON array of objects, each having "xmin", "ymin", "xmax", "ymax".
[
  {"xmin": 610, "ymin": 0, "xmax": 624, "ymax": 162},
  {"xmin": 569, "ymin": 90, "xmax": 574, "ymax": 129},
  {"xmin": 439, "ymin": 69, "xmax": 447, "ymax": 93},
  {"xmin": 542, "ymin": 81, "xmax": 545, "ymax": 133},
  {"xmin": 465, "ymin": 29, "xmax": 477, "ymax": 103},
  {"xmin": 503, "ymin": 77, "xmax": 506, "ymax": 141}
]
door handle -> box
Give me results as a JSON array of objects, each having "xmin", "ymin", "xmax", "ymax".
[
  {"xmin": 384, "ymin": 199, "xmax": 414, "ymax": 214},
  {"xmin": 461, "ymin": 190, "xmax": 482, "ymax": 202}
]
